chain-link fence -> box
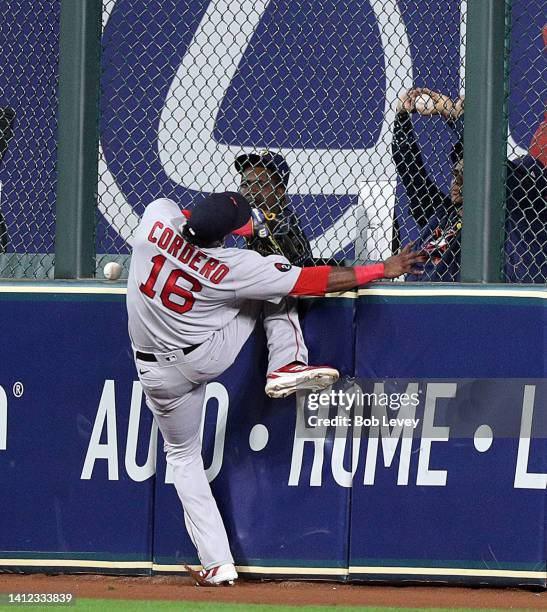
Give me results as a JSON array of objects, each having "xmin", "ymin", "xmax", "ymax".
[
  {"xmin": 97, "ymin": 0, "xmax": 469, "ymax": 281},
  {"xmin": 0, "ymin": 0, "xmax": 61, "ymax": 279},
  {"xmin": 504, "ymin": 2, "xmax": 546, "ymax": 283},
  {"xmin": 0, "ymin": 1, "xmax": 544, "ymax": 283}
]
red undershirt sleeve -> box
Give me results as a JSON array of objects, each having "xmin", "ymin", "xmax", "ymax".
[
  {"xmin": 289, "ymin": 266, "xmax": 331, "ymax": 296},
  {"xmin": 289, "ymin": 263, "xmax": 385, "ymax": 296}
]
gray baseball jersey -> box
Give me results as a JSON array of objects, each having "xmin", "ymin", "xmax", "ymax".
[{"xmin": 127, "ymin": 198, "xmax": 301, "ymax": 352}]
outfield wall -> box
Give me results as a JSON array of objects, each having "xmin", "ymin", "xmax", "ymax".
[{"xmin": 0, "ymin": 284, "xmax": 545, "ymax": 586}]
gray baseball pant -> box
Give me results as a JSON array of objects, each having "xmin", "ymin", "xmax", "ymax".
[{"xmin": 137, "ymin": 298, "xmax": 306, "ymax": 569}]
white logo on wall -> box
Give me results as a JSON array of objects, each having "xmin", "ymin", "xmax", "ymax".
[
  {"xmin": 157, "ymin": 0, "xmax": 412, "ymax": 195},
  {"xmin": 100, "ymin": 1, "xmax": 524, "ymax": 258},
  {"xmin": 80, "ymin": 380, "xmax": 228, "ymax": 483},
  {"xmin": 98, "ymin": 0, "xmax": 414, "ymax": 258},
  {"xmin": 289, "ymin": 382, "xmax": 546, "ymax": 490}
]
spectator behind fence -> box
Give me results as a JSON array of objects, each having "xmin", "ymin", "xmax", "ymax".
[
  {"xmin": 234, "ymin": 150, "xmax": 343, "ymax": 267},
  {"xmin": 392, "ymin": 88, "xmax": 547, "ymax": 283},
  {"xmin": 234, "ymin": 150, "xmax": 314, "ymax": 267}
]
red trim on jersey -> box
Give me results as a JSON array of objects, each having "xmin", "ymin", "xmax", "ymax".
[
  {"xmin": 148, "ymin": 221, "xmax": 164, "ymax": 243},
  {"xmin": 285, "ymin": 299, "xmax": 300, "ymax": 362},
  {"xmin": 289, "ymin": 266, "xmax": 331, "ymax": 296},
  {"xmin": 355, "ymin": 263, "xmax": 385, "ymax": 285},
  {"xmin": 182, "ymin": 209, "xmax": 192, "ymax": 219},
  {"xmin": 157, "ymin": 227, "xmax": 174, "ymax": 249},
  {"xmin": 210, "ymin": 264, "xmax": 229, "ymax": 284},
  {"xmin": 200, "ymin": 258, "xmax": 219, "ymax": 279},
  {"xmin": 189, "ymin": 250, "xmax": 207, "ymax": 271},
  {"xmin": 232, "ymin": 218, "xmax": 253, "ymax": 237},
  {"xmin": 167, "ymin": 234, "xmax": 184, "ymax": 257}
]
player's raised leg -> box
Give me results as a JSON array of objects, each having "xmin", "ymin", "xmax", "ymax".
[{"xmin": 262, "ymin": 297, "xmax": 339, "ymax": 398}]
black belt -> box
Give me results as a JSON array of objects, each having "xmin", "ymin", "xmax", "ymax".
[{"xmin": 136, "ymin": 344, "xmax": 200, "ymax": 362}]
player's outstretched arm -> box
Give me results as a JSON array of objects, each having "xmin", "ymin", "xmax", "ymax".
[
  {"xmin": 327, "ymin": 244, "xmax": 425, "ymax": 292},
  {"xmin": 290, "ymin": 244, "xmax": 426, "ymax": 296}
]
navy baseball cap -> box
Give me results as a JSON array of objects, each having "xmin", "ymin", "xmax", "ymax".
[
  {"xmin": 235, "ymin": 150, "xmax": 290, "ymax": 188},
  {"xmin": 185, "ymin": 192, "xmax": 251, "ymax": 243}
]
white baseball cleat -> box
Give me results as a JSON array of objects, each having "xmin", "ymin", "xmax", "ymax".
[
  {"xmin": 185, "ymin": 563, "xmax": 238, "ymax": 586},
  {"xmin": 265, "ymin": 363, "xmax": 340, "ymax": 398}
]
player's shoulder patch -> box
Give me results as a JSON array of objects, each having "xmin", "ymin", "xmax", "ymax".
[{"xmin": 274, "ymin": 262, "xmax": 292, "ymax": 272}]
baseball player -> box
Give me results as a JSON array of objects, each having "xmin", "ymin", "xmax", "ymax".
[{"xmin": 126, "ymin": 192, "xmax": 424, "ymax": 586}]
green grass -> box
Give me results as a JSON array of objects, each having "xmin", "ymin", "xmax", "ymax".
[{"xmin": 0, "ymin": 601, "xmax": 537, "ymax": 612}]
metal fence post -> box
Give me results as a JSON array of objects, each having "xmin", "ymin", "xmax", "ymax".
[
  {"xmin": 461, "ymin": 0, "xmax": 508, "ymax": 283},
  {"xmin": 54, "ymin": 0, "xmax": 102, "ymax": 279}
]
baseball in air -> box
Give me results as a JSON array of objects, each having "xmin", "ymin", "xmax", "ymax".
[
  {"xmin": 414, "ymin": 94, "xmax": 435, "ymax": 113},
  {"xmin": 103, "ymin": 261, "xmax": 122, "ymax": 280}
]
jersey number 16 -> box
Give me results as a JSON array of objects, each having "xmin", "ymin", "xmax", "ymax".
[{"xmin": 139, "ymin": 254, "xmax": 202, "ymax": 314}]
